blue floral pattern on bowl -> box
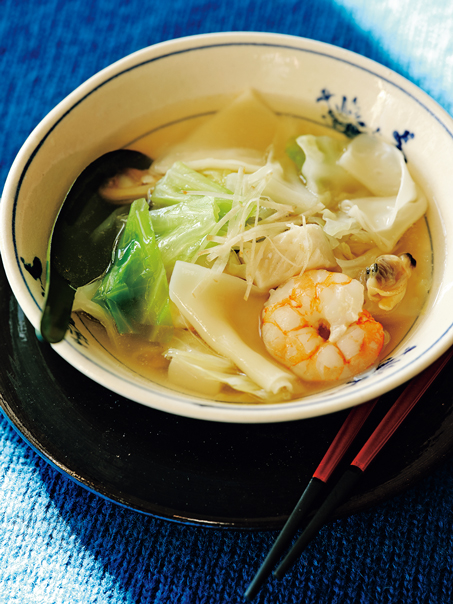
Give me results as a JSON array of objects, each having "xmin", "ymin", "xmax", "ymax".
[{"xmin": 317, "ymin": 88, "xmax": 415, "ymax": 157}]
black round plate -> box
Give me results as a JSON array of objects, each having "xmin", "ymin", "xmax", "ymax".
[{"xmin": 1, "ymin": 259, "xmax": 453, "ymax": 529}]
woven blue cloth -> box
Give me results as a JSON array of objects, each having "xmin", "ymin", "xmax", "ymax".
[{"xmin": 2, "ymin": 1, "xmax": 453, "ymax": 602}]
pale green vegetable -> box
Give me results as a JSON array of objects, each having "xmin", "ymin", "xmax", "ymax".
[
  {"xmin": 151, "ymin": 160, "xmax": 233, "ymax": 217},
  {"xmin": 336, "ymin": 134, "xmax": 428, "ymax": 251},
  {"xmin": 285, "ymin": 136, "xmax": 306, "ymax": 171},
  {"xmin": 150, "ymin": 196, "xmax": 220, "ymax": 277},
  {"xmin": 295, "ymin": 134, "xmax": 366, "ymax": 205},
  {"xmin": 290, "ymin": 133, "xmax": 428, "ymax": 253},
  {"xmin": 87, "ymin": 198, "xmax": 173, "ymax": 340}
]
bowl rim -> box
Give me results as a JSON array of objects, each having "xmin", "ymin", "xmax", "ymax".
[{"xmin": 2, "ymin": 31, "xmax": 453, "ymax": 423}]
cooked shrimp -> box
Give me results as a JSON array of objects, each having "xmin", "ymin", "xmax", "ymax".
[
  {"xmin": 362, "ymin": 253, "xmax": 416, "ymax": 311},
  {"xmin": 261, "ymin": 269, "xmax": 385, "ymax": 382}
]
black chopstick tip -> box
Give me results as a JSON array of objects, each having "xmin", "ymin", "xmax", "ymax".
[
  {"xmin": 242, "ymin": 478, "xmax": 326, "ymax": 600},
  {"xmin": 273, "ymin": 560, "xmax": 290, "ymax": 580},
  {"xmin": 244, "ymin": 572, "xmax": 269, "ymax": 601},
  {"xmin": 243, "ymin": 565, "xmax": 271, "ymax": 600},
  {"xmin": 243, "ymin": 583, "xmax": 258, "ymax": 601},
  {"xmin": 275, "ymin": 467, "xmax": 364, "ymax": 579}
]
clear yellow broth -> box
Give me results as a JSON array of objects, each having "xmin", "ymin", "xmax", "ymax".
[{"xmin": 78, "ymin": 93, "xmax": 433, "ymax": 403}]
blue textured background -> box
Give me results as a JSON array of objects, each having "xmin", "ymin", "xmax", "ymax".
[{"xmin": 2, "ymin": 1, "xmax": 453, "ymax": 602}]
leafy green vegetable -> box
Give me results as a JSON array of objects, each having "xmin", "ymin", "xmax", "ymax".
[
  {"xmin": 285, "ymin": 136, "xmax": 306, "ymax": 172},
  {"xmin": 150, "ymin": 196, "xmax": 219, "ymax": 276},
  {"xmin": 92, "ymin": 198, "xmax": 173, "ymax": 340},
  {"xmin": 151, "ymin": 161, "xmax": 233, "ymax": 217},
  {"xmin": 294, "ymin": 135, "xmax": 360, "ymax": 204}
]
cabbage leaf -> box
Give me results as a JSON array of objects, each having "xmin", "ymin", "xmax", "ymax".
[
  {"xmin": 90, "ymin": 198, "xmax": 173, "ymax": 339},
  {"xmin": 295, "ymin": 134, "xmax": 367, "ymax": 205},
  {"xmin": 150, "ymin": 196, "xmax": 220, "ymax": 276},
  {"xmin": 151, "ymin": 160, "xmax": 233, "ymax": 217},
  {"xmin": 337, "ymin": 134, "xmax": 428, "ymax": 251}
]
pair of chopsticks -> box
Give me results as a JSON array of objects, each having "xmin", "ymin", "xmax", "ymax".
[{"xmin": 244, "ymin": 346, "xmax": 453, "ymax": 601}]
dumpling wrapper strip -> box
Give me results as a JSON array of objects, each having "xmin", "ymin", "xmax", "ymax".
[
  {"xmin": 151, "ymin": 147, "xmax": 266, "ymax": 175},
  {"xmin": 153, "ymin": 89, "xmax": 280, "ymax": 175},
  {"xmin": 171, "ymin": 89, "xmax": 280, "ymax": 152},
  {"xmin": 241, "ymin": 224, "xmax": 338, "ymax": 290},
  {"xmin": 167, "ymin": 355, "xmax": 224, "ymax": 397},
  {"xmin": 169, "ymin": 262, "xmax": 298, "ymax": 396}
]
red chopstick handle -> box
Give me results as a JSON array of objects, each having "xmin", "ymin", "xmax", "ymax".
[
  {"xmin": 352, "ymin": 347, "xmax": 453, "ymax": 472},
  {"xmin": 313, "ymin": 397, "xmax": 378, "ymax": 482}
]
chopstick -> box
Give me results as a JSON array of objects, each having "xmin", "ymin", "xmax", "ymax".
[
  {"xmin": 244, "ymin": 346, "xmax": 453, "ymax": 600},
  {"xmin": 243, "ymin": 397, "xmax": 378, "ymax": 601}
]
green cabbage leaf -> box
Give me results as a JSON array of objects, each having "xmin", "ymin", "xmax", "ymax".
[{"xmin": 89, "ymin": 198, "xmax": 173, "ymax": 339}]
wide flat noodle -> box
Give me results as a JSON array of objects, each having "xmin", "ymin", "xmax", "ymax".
[
  {"xmin": 151, "ymin": 147, "xmax": 266, "ymax": 175},
  {"xmin": 175, "ymin": 88, "xmax": 280, "ymax": 151},
  {"xmin": 169, "ymin": 262, "xmax": 297, "ymax": 395},
  {"xmin": 153, "ymin": 89, "xmax": 280, "ymax": 174}
]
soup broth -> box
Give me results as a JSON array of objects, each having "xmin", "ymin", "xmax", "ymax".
[{"xmin": 74, "ymin": 90, "xmax": 433, "ymax": 403}]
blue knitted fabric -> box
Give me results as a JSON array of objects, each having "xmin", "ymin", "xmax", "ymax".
[{"xmin": 2, "ymin": 1, "xmax": 453, "ymax": 602}]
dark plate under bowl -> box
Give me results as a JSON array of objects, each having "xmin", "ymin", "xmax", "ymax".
[{"xmin": 1, "ymin": 259, "xmax": 453, "ymax": 529}]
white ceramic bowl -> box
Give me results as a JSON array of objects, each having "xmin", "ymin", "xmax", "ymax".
[{"xmin": 2, "ymin": 32, "xmax": 453, "ymax": 423}]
